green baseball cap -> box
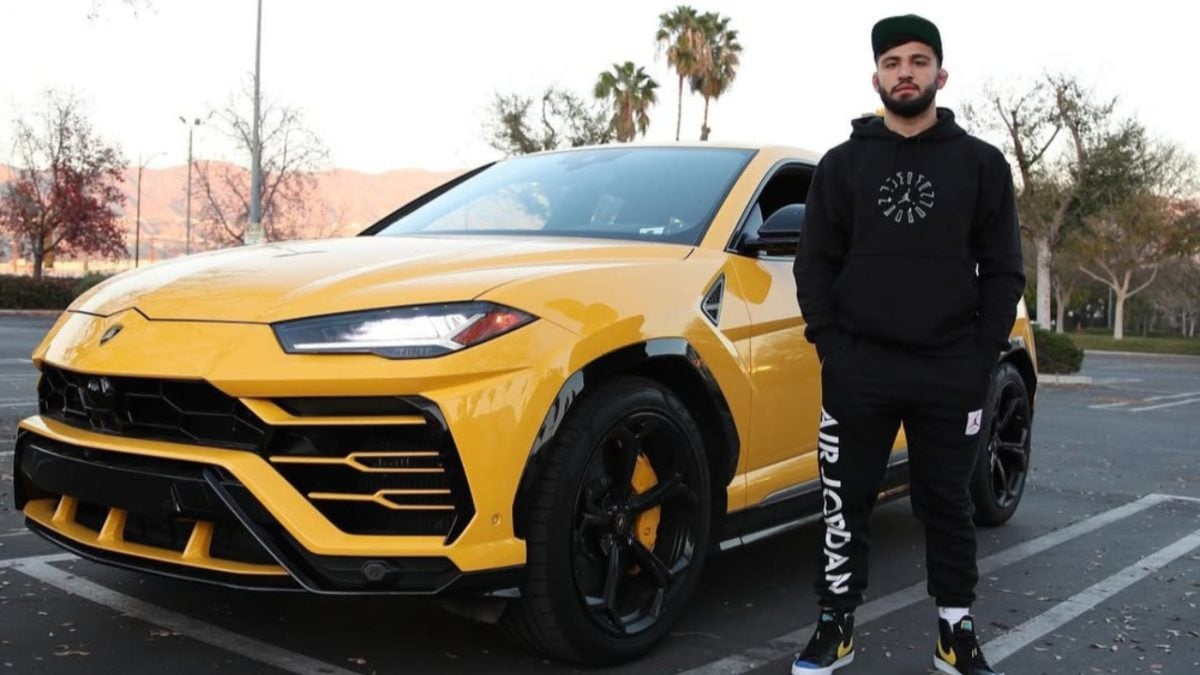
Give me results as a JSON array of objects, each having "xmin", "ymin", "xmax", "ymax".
[{"xmin": 872, "ymin": 14, "xmax": 942, "ymax": 62}]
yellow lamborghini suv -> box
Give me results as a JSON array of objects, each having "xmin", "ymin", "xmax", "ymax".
[{"xmin": 13, "ymin": 144, "xmax": 1037, "ymax": 664}]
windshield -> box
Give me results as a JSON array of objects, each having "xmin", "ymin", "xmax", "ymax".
[{"xmin": 371, "ymin": 147, "xmax": 755, "ymax": 245}]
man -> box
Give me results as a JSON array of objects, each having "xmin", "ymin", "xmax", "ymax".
[{"xmin": 790, "ymin": 14, "xmax": 1025, "ymax": 675}]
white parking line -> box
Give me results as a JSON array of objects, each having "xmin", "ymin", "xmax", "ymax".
[
  {"xmin": 986, "ymin": 527, "xmax": 1200, "ymax": 664},
  {"xmin": 1089, "ymin": 391, "xmax": 1200, "ymax": 411},
  {"xmin": 4, "ymin": 494, "xmax": 1196, "ymax": 674},
  {"xmin": 0, "ymin": 358, "xmax": 33, "ymax": 364},
  {"xmin": 0, "ymin": 552, "xmax": 75, "ymax": 569},
  {"xmin": 680, "ymin": 493, "xmax": 1170, "ymax": 675},
  {"xmin": 1129, "ymin": 397, "xmax": 1200, "ymax": 413},
  {"xmin": 1144, "ymin": 390, "xmax": 1200, "ymax": 401},
  {"xmin": 1088, "ymin": 401, "xmax": 1133, "ymax": 409},
  {"xmin": 11, "ymin": 559, "xmax": 360, "ymax": 675},
  {"xmin": 0, "ymin": 400, "xmax": 36, "ymax": 408}
]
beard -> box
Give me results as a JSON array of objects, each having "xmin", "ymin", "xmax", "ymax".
[{"xmin": 878, "ymin": 82, "xmax": 936, "ymax": 118}]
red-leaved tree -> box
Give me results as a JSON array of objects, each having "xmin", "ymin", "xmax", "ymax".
[{"xmin": 0, "ymin": 92, "xmax": 128, "ymax": 279}]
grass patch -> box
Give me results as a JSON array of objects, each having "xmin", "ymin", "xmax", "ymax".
[{"xmin": 1064, "ymin": 332, "xmax": 1200, "ymax": 356}]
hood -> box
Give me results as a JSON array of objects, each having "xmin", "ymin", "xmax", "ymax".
[
  {"xmin": 72, "ymin": 235, "xmax": 692, "ymax": 323},
  {"xmin": 850, "ymin": 107, "xmax": 966, "ymax": 142}
]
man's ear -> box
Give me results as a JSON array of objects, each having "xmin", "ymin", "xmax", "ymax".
[
  {"xmin": 936, "ymin": 68, "xmax": 948, "ymax": 90},
  {"xmin": 872, "ymin": 72, "xmax": 880, "ymax": 93}
]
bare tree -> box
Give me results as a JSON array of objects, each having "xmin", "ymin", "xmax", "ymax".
[
  {"xmin": 968, "ymin": 75, "xmax": 1114, "ymax": 331},
  {"xmin": 485, "ymin": 87, "xmax": 613, "ymax": 156},
  {"xmin": 193, "ymin": 79, "xmax": 329, "ymax": 246},
  {"xmin": 308, "ymin": 193, "xmax": 356, "ymax": 239},
  {"xmin": 1050, "ymin": 228, "xmax": 1095, "ymax": 332}
]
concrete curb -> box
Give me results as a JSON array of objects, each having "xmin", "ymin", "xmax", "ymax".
[
  {"xmin": 0, "ymin": 309, "xmax": 63, "ymax": 318},
  {"xmin": 1084, "ymin": 349, "xmax": 1200, "ymax": 359}
]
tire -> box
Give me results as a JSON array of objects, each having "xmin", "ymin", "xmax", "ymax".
[
  {"xmin": 971, "ymin": 361, "xmax": 1033, "ymax": 526},
  {"xmin": 499, "ymin": 376, "xmax": 712, "ymax": 665}
]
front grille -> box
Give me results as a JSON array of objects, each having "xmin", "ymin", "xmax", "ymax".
[
  {"xmin": 38, "ymin": 365, "xmax": 266, "ymax": 450},
  {"xmin": 17, "ymin": 431, "xmax": 481, "ymax": 593},
  {"xmin": 34, "ymin": 367, "xmax": 475, "ymax": 541},
  {"xmin": 74, "ymin": 499, "xmax": 108, "ymax": 532},
  {"xmin": 16, "ymin": 434, "xmax": 279, "ymax": 569}
]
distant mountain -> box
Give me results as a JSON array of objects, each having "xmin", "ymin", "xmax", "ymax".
[{"xmin": 0, "ymin": 163, "xmax": 464, "ymax": 259}]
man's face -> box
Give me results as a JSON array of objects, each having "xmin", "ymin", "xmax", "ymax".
[{"xmin": 872, "ymin": 42, "xmax": 947, "ymax": 118}]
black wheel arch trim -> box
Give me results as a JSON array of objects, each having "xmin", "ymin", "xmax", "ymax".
[
  {"xmin": 1000, "ymin": 342, "xmax": 1037, "ymax": 410},
  {"xmin": 511, "ymin": 337, "xmax": 740, "ymax": 539}
]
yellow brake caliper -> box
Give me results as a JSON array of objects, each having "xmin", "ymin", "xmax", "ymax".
[{"xmin": 629, "ymin": 453, "xmax": 661, "ymax": 571}]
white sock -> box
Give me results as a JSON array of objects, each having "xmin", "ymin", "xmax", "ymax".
[{"xmin": 938, "ymin": 606, "xmax": 970, "ymax": 625}]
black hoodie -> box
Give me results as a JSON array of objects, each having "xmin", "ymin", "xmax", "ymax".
[{"xmin": 794, "ymin": 108, "xmax": 1025, "ymax": 363}]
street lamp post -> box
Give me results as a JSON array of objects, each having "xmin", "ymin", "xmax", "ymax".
[
  {"xmin": 134, "ymin": 151, "xmax": 165, "ymax": 268},
  {"xmin": 179, "ymin": 116, "xmax": 202, "ymax": 255},
  {"xmin": 246, "ymin": 0, "xmax": 265, "ymax": 245}
]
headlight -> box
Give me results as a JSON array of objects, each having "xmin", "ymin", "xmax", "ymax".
[{"xmin": 272, "ymin": 302, "xmax": 536, "ymax": 359}]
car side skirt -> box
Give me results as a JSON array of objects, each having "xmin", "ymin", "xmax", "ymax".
[{"xmin": 716, "ymin": 452, "xmax": 910, "ymax": 552}]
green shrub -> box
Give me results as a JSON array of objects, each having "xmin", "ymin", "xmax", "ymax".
[
  {"xmin": 0, "ymin": 273, "xmax": 112, "ymax": 310},
  {"xmin": 1033, "ymin": 327, "xmax": 1084, "ymax": 374},
  {"xmin": 71, "ymin": 272, "xmax": 112, "ymax": 298}
]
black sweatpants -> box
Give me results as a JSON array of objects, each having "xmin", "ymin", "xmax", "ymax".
[{"xmin": 815, "ymin": 335, "xmax": 991, "ymax": 611}]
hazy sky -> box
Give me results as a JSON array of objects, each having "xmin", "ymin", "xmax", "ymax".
[{"xmin": 2, "ymin": 0, "xmax": 1196, "ymax": 173}]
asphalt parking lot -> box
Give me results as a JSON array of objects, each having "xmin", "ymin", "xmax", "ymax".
[{"xmin": 2, "ymin": 315, "xmax": 1198, "ymax": 674}]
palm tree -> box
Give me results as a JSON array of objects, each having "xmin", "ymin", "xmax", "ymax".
[
  {"xmin": 594, "ymin": 62, "xmax": 659, "ymax": 143},
  {"xmin": 690, "ymin": 12, "xmax": 742, "ymax": 141},
  {"xmin": 656, "ymin": 5, "xmax": 705, "ymax": 142}
]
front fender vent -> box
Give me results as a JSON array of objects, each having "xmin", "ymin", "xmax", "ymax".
[{"xmin": 701, "ymin": 274, "xmax": 725, "ymax": 326}]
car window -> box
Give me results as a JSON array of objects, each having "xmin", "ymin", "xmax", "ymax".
[
  {"xmin": 730, "ymin": 162, "xmax": 814, "ymax": 258},
  {"xmin": 423, "ymin": 182, "xmax": 551, "ymax": 232},
  {"xmin": 373, "ymin": 147, "xmax": 756, "ymax": 245}
]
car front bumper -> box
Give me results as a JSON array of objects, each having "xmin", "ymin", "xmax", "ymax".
[{"xmin": 14, "ymin": 309, "xmax": 579, "ymax": 594}]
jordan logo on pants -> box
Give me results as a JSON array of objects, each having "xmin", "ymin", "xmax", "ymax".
[
  {"xmin": 819, "ymin": 407, "xmax": 851, "ymax": 595},
  {"xmin": 965, "ymin": 409, "xmax": 982, "ymax": 436}
]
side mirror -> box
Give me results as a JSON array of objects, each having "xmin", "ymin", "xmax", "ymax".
[{"xmin": 740, "ymin": 204, "xmax": 805, "ymax": 256}]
